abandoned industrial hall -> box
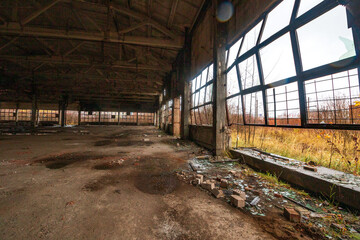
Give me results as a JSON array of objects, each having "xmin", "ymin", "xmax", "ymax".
[{"xmin": 1, "ymin": 0, "xmax": 360, "ymax": 239}]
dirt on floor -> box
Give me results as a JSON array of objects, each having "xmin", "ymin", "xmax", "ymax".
[{"xmin": 0, "ymin": 125, "xmax": 325, "ymax": 239}]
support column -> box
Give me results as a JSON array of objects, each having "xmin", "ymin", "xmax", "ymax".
[
  {"xmin": 31, "ymin": 94, "xmax": 37, "ymax": 128},
  {"xmin": 98, "ymin": 111, "xmax": 101, "ymax": 124},
  {"xmin": 158, "ymin": 95, "xmax": 163, "ymax": 129},
  {"xmin": 180, "ymin": 28, "xmax": 191, "ymax": 139},
  {"xmin": 172, "ymin": 96, "xmax": 181, "ymax": 136},
  {"xmin": 136, "ymin": 112, "xmax": 139, "ymax": 125},
  {"xmin": 60, "ymin": 95, "xmax": 68, "ymax": 127},
  {"xmin": 212, "ymin": 0, "xmax": 228, "ymax": 156},
  {"xmin": 60, "ymin": 104, "xmax": 66, "ymax": 127},
  {"xmin": 15, "ymin": 103, "xmax": 19, "ymax": 126},
  {"xmin": 78, "ymin": 108, "xmax": 81, "ymax": 126},
  {"xmin": 117, "ymin": 111, "xmax": 120, "ymax": 125},
  {"xmin": 154, "ymin": 112, "xmax": 157, "ymax": 126}
]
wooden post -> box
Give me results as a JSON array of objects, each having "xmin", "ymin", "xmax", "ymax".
[{"xmin": 212, "ymin": 0, "xmax": 228, "ymax": 156}]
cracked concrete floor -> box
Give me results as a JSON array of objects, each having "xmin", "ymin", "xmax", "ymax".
[{"xmin": 0, "ymin": 125, "xmax": 274, "ymax": 240}]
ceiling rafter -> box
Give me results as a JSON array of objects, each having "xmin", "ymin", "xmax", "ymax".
[
  {"xmin": 0, "ymin": 23, "xmax": 183, "ymax": 49},
  {"xmin": 0, "ymin": 55, "xmax": 171, "ymax": 72},
  {"xmin": 168, "ymin": 0, "xmax": 179, "ymax": 28},
  {"xmin": 20, "ymin": 0, "xmax": 61, "ymax": 26}
]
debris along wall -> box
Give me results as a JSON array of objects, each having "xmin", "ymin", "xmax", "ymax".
[
  {"xmin": 227, "ymin": 0, "xmax": 276, "ymax": 44},
  {"xmin": 191, "ymin": 1, "xmax": 213, "ymax": 78},
  {"xmin": 189, "ymin": 125, "xmax": 213, "ymax": 150},
  {"xmin": 230, "ymin": 149, "xmax": 360, "ymax": 211}
]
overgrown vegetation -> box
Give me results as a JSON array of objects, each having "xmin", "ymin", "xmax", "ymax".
[{"xmin": 231, "ymin": 126, "xmax": 360, "ymax": 175}]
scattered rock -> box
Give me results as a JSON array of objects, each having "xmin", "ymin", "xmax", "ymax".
[{"xmin": 143, "ymin": 138, "xmax": 150, "ymax": 142}]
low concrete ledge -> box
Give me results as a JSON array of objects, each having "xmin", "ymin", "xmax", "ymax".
[{"xmin": 230, "ymin": 148, "xmax": 360, "ymax": 211}]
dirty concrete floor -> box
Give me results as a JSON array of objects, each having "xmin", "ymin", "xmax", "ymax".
[{"xmin": 0, "ymin": 126, "xmax": 275, "ymax": 240}]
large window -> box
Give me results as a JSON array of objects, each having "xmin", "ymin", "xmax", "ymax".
[
  {"xmin": 39, "ymin": 110, "xmax": 59, "ymax": 122},
  {"xmin": 0, "ymin": 109, "xmax": 16, "ymax": 121},
  {"xmin": 190, "ymin": 63, "xmax": 214, "ymax": 126},
  {"xmin": 226, "ymin": 0, "xmax": 359, "ymax": 129}
]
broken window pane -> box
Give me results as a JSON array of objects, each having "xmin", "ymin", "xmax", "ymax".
[
  {"xmin": 207, "ymin": 64, "xmax": 214, "ymax": 82},
  {"xmin": 261, "ymin": 0, "xmax": 295, "ymax": 42},
  {"xmin": 227, "ymin": 38, "xmax": 242, "ymax": 68},
  {"xmin": 305, "ymin": 68, "xmax": 360, "ymax": 124},
  {"xmin": 297, "ymin": 0, "xmax": 324, "ymax": 17},
  {"xmin": 239, "ymin": 20, "xmax": 263, "ymax": 57},
  {"xmin": 196, "ymin": 75, "xmax": 201, "ymax": 90},
  {"xmin": 297, "ymin": 5, "xmax": 355, "ymax": 71},
  {"xmin": 201, "ymin": 67, "xmax": 208, "ymax": 87},
  {"xmin": 227, "ymin": 67, "xmax": 240, "ymax": 97},
  {"xmin": 227, "ymin": 96, "xmax": 244, "ymax": 125},
  {"xmin": 260, "ymin": 33, "xmax": 296, "ymax": 84},
  {"xmin": 238, "ymin": 54, "xmax": 260, "ymax": 89},
  {"xmin": 266, "ymin": 82, "xmax": 300, "ymax": 126},
  {"xmin": 244, "ymin": 91, "xmax": 265, "ymax": 124},
  {"xmin": 205, "ymin": 84, "xmax": 213, "ymax": 103},
  {"xmin": 199, "ymin": 88, "xmax": 205, "ymax": 106}
]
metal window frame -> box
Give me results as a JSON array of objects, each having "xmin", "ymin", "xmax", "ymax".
[{"xmin": 225, "ymin": 0, "xmax": 360, "ymax": 130}]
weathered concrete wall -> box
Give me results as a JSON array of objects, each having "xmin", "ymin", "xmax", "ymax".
[{"xmin": 189, "ymin": 125, "xmax": 213, "ymax": 150}]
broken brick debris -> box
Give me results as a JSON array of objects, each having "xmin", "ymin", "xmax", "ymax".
[
  {"xmin": 230, "ymin": 195, "xmax": 245, "ymax": 208},
  {"xmin": 211, "ymin": 188, "xmax": 225, "ymax": 198},
  {"xmin": 233, "ymin": 189, "xmax": 246, "ymax": 199},
  {"xmin": 284, "ymin": 207, "xmax": 301, "ymax": 223},
  {"xmin": 220, "ymin": 179, "xmax": 228, "ymax": 188},
  {"xmin": 201, "ymin": 181, "xmax": 215, "ymax": 191},
  {"xmin": 303, "ymin": 165, "xmax": 317, "ymax": 172}
]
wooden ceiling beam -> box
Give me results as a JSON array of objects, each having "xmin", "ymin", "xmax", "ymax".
[
  {"xmin": 0, "ymin": 23, "xmax": 183, "ymax": 49},
  {"xmin": 110, "ymin": 3, "xmax": 178, "ymax": 40},
  {"xmin": 20, "ymin": 0, "xmax": 61, "ymax": 26},
  {"xmin": 0, "ymin": 55, "xmax": 171, "ymax": 71},
  {"xmin": 168, "ymin": 0, "xmax": 179, "ymax": 28}
]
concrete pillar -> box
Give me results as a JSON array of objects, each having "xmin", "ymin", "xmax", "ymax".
[
  {"xmin": 181, "ymin": 28, "xmax": 191, "ymax": 140},
  {"xmin": 117, "ymin": 111, "xmax": 120, "ymax": 125},
  {"xmin": 15, "ymin": 103, "xmax": 19, "ymax": 126},
  {"xmin": 212, "ymin": 0, "xmax": 228, "ymax": 156},
  {"xmin": 31, "ymin": 94, "xmax": 37, "ymax": 128},
  {"xmin": 78, "ymin": 109, "xmax": 81, "ymax": 125},
  {"xmin": 60, "ymin": 104, "xmax": 66, "ymax": 127},
  {"xmin": 154, "ymin": 112, "xmax": 157, "ymax": 126},
  {"xmin": 158, "ymin": 95, "xmax": 163, "ymax": 129},
  {"xmin": 172, "ymin": 96, "xmax": 180, "ymax": 136}
]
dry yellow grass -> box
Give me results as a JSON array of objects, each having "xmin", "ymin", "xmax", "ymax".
[{"xmin": 231, "ymin": 126, "xmax": 360, "ymax": 175}]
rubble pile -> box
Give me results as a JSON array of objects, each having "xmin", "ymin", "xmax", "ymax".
[{"xmin": 175, "ymin": 156, "xmax": 360, "ymax": 239}]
